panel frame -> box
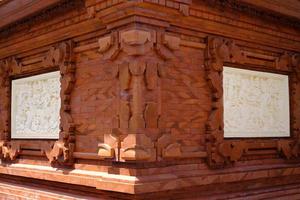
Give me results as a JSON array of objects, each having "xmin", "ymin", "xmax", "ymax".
[
  {"xmin": 205, "ymin": 36, "xmax": 300, "ymax": 168},
  {"xmin": 0, "ymin": 40, "xmax": 75, "ymax": 166}
]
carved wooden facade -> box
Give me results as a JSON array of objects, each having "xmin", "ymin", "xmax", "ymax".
[{"xmin": 0, "ymin": 0, "xmax": 300, "ymax": 199}]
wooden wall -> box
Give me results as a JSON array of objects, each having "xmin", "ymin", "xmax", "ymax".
[{"xmin": 0, "ymin": 0, "xmax": 300, "ymax": 198}]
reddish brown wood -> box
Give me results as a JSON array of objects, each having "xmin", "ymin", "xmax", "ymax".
[
  {"xmin": 0, "ymin": 0, "xmax": 299, "ymax": 198},
  {"xmin": 0, "ymin": 0, "xmax": 63, "ymax": 29}
]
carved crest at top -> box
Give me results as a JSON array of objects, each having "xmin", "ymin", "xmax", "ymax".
[{"xmin": 98, "ymin": 29, "xmax": 181, "ymax": 60}]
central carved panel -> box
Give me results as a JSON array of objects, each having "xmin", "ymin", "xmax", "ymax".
[
  {"xmin": 11, "ymin": 71, "xmax": 61, "ymax": 139},
  {"xmin": 223, "ymin": 67, "xmax": 290, "ymax": 138}
]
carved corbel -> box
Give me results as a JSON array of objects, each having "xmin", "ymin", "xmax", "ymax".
[
  {"xmin": 155, "ymin": 33, "xmax": 181, "ymax": 60},
  {"xmin": 276, "ymin": 52, "xmax": 290, "ymax": 71},
  {"xmin": 120, "ymin": 133, "xmax": 156, "ymax": 162},
  {"xmin": 45, "ymin": 137, "xmax": 74, "ymax": 165},
  {"xmin": 120, "ymin": 29, "xmax": 154, "ymax": 56},
  {"xmin": 178, "ymin": 1, "xmax": 191, "ymax": 16},
  {"xmin": 0, "ymin": 141, "xmax": 20, "ymax": 161},
  {"xmin": 157, "ymin": 133, "xmax": 182, "ymax": 160},
  {"xmin": 98, "ymin": 133, "xmax": 119, "ymax": 160},
  {"xmin": 98, "ymin": 32, "xmax": 120, "ymax": 60},
  {"xmin": 218, "ymin": 141, "xmax": 248, "ymax": 162},
  {"xmin": 277, "ymin": 140, "xmax": 299, "ymax": 159},
  {"xmin": 98, "ymin": 30, "xmax": 180, "ymax": 60},
  {"xmin": 9, "ymin": 57, "xmax": 22, "ymax": 75},
  {"xmin": 226, "ymin": 40, "xmax": 246, "ymax": 64}
]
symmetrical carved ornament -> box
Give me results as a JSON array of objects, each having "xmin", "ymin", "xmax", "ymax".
[
  {"xmin": 0, "ymin": 41, "xmax": 76, "ymax": 166},
  {"xmin": 205, "ymin": 36, "xmax": 300, "ymax": 168},
  {"xmin": 97, "ymin": 29, "xmax": 182, "ymax": 162},
  {"xmin": 98, "ymin": 29, "xmax": 180, "ymax": 61}
]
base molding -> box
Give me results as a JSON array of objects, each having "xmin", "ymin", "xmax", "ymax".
[
  {"xmin": 1, "ymin": 162, "xmax": 300, "ymax": 198},
  {"xmin": 2, "ymin": 163, "xmax": 300, "ymax": 194},
  {"xmin": 1, "ymin": 173, "xmax": 300, "ymax": 200}
]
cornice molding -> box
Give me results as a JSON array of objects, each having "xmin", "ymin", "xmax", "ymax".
[{"xmin": 202, "ymin": 0, "xmax": 300, "ymax": 29}]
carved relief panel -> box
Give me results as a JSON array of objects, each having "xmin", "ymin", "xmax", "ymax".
[
  {"xmin": 223, "ymin": 67, "xmax": 290, "ymax": 138},
  {"xmin": 11, "ymin": 71, "xmax": 61, "ymax": 139}
]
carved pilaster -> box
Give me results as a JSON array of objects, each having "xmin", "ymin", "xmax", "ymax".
[
  {"xmin": 97, "ymin": 29, "xmax": 180, "ymax": 162},
  {"xmin": 205, "ymin": 37, "xmax": 300, "ymax": 168}
]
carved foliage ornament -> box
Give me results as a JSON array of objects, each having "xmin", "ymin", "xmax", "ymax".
[
  {"xmin": 205, "ymin": 37, "xmax": 299, "ymax": 168},
  {"xmin": 98, "ymin": 29, "xmax": 180, "ymax": 61}
]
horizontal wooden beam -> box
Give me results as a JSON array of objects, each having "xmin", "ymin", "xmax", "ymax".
[
  {"xmin": 0, "ymin": 0, "xmax": 63, "ymax": 29},
  {"xmin": 238, "ymin": 0, "xmax": 300, "ymax": 21}
]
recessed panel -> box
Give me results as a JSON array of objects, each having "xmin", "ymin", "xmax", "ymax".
[
  {"xmin": 223, "ymin": 67, "xmax": 290, "ymax": 138},
  {"xmin": 11, "ymin": 71, "xmax": 61, "ymax": 139}
]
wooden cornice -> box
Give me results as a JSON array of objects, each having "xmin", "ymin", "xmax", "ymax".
[
  {"xmin": 0, "ymin": 0, "xmax": 64, "ymax": 29},
  {"xmin": 238, "ymin": 0, "xmax": 300, "ymax": 21}
]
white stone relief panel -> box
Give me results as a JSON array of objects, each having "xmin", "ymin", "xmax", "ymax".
[
  {"xmin": 223, "ymin": 67, "xmax": 290, "ymax": 138},
  {"xmin": 11, "ymin": 71, "xmax": 61, "ymax": 139}
]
